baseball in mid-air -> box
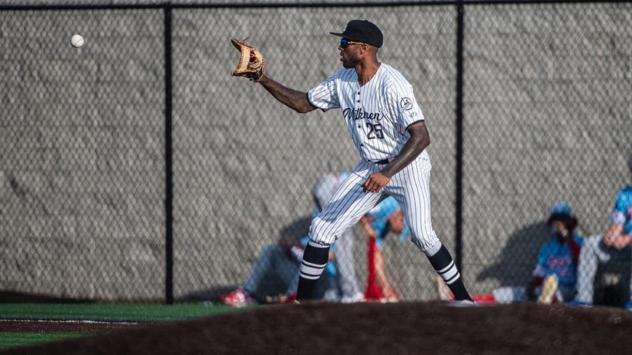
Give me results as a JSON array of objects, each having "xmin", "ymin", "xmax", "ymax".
[{"xmin": 71, "ymin": 34, "xmax": 85, "ymax": 48}]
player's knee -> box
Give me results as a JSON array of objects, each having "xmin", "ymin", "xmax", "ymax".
[
  {"xmin": 410, "ymin": 230, "xmax": 441, "ymax": 256},
  {"xmin": 308, "ymin": 218, "xmax": 334, "ymax": 246}
]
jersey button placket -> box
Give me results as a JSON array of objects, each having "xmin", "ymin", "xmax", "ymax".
[{"xmin": 356, "ymin": 90, "xmax": 362, "ymax": 129}]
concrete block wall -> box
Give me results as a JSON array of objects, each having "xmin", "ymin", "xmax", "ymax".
[
  {"xmin": 0, "ymin": 1, "xmax": 629, "ymax": 301},
  {"xmin": 463, "ymin": 3, "xmax": 632, "ymax": 294},
  {"xmin": 0, "ymin": 9, "xmax": 166, "ymax": 300}
]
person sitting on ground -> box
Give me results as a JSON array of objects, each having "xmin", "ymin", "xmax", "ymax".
[
  {"xmin": 220, "ymin": 232, "xmax": 336, "ymax": 307},
  {"xmin": 526, "ymin": 202, "xmax": 582, "ymax": 304}
]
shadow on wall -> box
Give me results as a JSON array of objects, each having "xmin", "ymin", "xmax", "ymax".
[
  {"xmin": 477, "ymin": 221, "xmax": 551, "ymax": 287},
  {"xmin": 276, "ymin": 215, "xmax": 312, "ymax": 251},
  {"xmin": 181, "ymin": 216, "xmax": 312, "ymax": 303}
]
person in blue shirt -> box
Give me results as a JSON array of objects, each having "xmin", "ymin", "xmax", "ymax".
[
  {"xmin": 602, "ymin": 187, "xmax": 632, "ymax": 250},
  {"xmin": 526, "ymin": 202, "xmax": 582, "ymax": 304},
  {"xmin": 360, "ymin": 196, "xmax": 410, "ymax": 301},
  {"xmin": 575, "ymin": 156, "xmax": 632, "ymax": 306}
]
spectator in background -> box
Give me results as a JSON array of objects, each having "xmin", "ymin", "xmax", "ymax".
[
  {"xmin": 219, "ymin": 234, "xmax": 300, "ymax": 306},
  {"xmin": 575, "ymin": 156, "xmax": 632, "ymax": 306},
  {"xmin": 526, "ymin": 202, "xmax": 583, "ymax": 304},
  {"xmin": 361, "ymin": 197, "xmax": 410, "ymax": 302},
  {"xmin": 220, "ymin": 229, "xmax": 336, "ymax": 307}
]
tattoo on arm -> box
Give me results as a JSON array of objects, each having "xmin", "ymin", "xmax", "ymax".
[
  {"xmin": 258, "ymin": 75, "xmax": 316, "ymax": 113},
  {"xmin": 381, "ymin": 121, "xmax": 430, "ymax": 178}
]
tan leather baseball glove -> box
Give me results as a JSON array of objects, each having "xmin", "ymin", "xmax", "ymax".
[{"xmin": 231, "ymin": 38, "xmax": 264, "ymax": 81}]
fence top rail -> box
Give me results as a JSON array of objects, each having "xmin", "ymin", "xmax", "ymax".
[{"xmin": 0, "ymin": 0, "xmax": 628, "ymax": 12}]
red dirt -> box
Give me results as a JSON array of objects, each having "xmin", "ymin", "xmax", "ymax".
[{"xmin": 4, "ymin": 301, "xmax": 632, "ymax": 355}]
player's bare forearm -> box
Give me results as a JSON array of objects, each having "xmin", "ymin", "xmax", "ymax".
[
  {"xmin": 258, "ymin": 74, "xmax": 316, "ymax": 113},
  {"xmin": 362, "ymin": 122, "xmax": 429, "ymax": 193},
  {"xmin": 360, "ymin": 217, "xmax": 377, "ymax": 239},
  {"xmin": 381, "ymin": 121, "xmax": 430, "ymax": 178},
  {"xmin": 374, "ymin": 249, "xmax": 391, "ymax": 289}
]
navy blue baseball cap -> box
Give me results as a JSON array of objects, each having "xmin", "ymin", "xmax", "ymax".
[
  {"xmin": 330, "ymin": 20, "xmax": 383, "ymax": 48},
  {"xmin": 547, "ymin": 201, "xmax": 577, "ymax": 229},
  {"xmin": 550, "ymin": 201, "xmax": 572, "ymax": 217}
]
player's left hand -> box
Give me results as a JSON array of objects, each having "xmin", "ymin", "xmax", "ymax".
[{"xmin": 363, "ymin": 172, "xmax": 390, "ymax": 193}]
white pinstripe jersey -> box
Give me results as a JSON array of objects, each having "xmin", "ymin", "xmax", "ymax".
[{"xmin": 307, "ymin": 64, "xmax": 428, "ymax": 163}]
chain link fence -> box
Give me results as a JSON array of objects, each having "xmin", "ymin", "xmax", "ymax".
[
  {"xmin": 463, "ymin": 3, "xmax": 631, "ymax": 305},
  {"xmin": 0, "ymin": 1, "xmax": 630, "ymax": 305},
  {"xmin": 0, "ymin": 8, "xmax": 166, "ymax": 300}
]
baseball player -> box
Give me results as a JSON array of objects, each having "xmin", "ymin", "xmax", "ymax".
[{"xmin": 233, "ymin": 20, "xmax": 473, "ymax": 302}]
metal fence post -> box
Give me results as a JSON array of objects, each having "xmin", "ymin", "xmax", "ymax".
[
  {"xmin": 164, "ymin": 5, "xmax": 174, "ymax": 305},
  {"xmin": 455, "ymin": 0, "xmax": 465, "ymax": 273}
]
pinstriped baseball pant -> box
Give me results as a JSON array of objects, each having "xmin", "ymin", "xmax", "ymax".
[{"xmin": 309, "ymin": 155, "xmax": 442, "ymax": 256}]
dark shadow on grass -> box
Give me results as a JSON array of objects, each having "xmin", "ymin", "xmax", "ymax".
[{"xmin": 0, "ymin": 291, "xmax": 91, "ymax": 304}]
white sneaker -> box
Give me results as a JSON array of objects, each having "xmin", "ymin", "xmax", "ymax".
[
  {"xmin": 341, "ymin": 292, "xmax": 365, "ymax": 304},
  {"xmin": 324, "ymin": 289, "xmax": 340, "ymax": 302},
  {"xmin": 448, "ymin": 299, "xmax": 477, "ymax": 307},
  {"xmin": 538, "ymin": 275, "xmax": 558, "ymax": 305}
]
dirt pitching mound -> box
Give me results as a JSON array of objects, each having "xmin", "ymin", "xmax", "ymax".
[
  {"xmin": 0, "ymin": 319, "xmax": 141, "ymax": 332},
  {"xmin": 6, "ymin": 301, "xmax": 632, "ymax": 355}
]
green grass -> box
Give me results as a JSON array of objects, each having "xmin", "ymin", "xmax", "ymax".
[
  {"xmin": 0, "ymin": 332, "xmax": 89, "ymax": 351},
  {"xmin": 0, "ymin": 302, "xmax": 244, "ymax": 351},
  {"xmin": 0, "ymin": 302, "xmax": 238, "ymax": 322}
]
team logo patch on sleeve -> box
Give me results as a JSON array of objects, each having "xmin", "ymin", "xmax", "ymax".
[{"xmin": 400, "ymin": 97, "xmax": 413, "ymax": 111}]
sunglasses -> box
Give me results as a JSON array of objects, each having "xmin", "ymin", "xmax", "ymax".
[{"xmin": 339, "ymin": 38, "xmax": 363, "ymax": 49}]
